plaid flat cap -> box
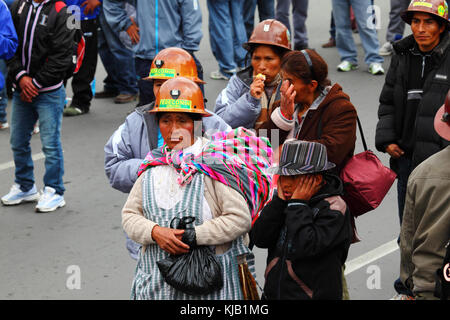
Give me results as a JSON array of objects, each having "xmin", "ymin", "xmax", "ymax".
[{"xmin": 267, "ymin": 140, "xmax": 335, "ymax": 176}]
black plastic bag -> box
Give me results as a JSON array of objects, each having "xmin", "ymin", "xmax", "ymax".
[{"xmin": 156, "ymin": 216, "xmax": 223, "ymax": 295}]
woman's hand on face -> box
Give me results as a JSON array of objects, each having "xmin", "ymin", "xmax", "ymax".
[
  {"xmin": 151, "ymin": 225, "xmax": 190, "ymax": 255},
  {"xmin": 291, "ymin": 175, "xmax": 322, "ymax": 201},
  {"xmin": 250, "ymin": 76, "xmax": 265, "ymax": 99},
  {"xmin": 280, "ymin": 80, "xmax": 296, "ymax": 120}
]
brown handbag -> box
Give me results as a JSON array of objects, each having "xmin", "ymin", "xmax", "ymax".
[{"xmin": 238, "ymin": 262, "xmax": 260, "ymax": 300}]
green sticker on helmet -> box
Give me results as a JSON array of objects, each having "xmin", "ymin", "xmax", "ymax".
[
  {"xmin": 150, "ymin": 68, "xmax": 177, "ymax": 78},
  {"xmin": 412, "ymin": 1, "xmax": 433, "ymax": 8},
  {"xmin": 286, "ymin": 29, "xmax": 291, "ymax": 49},
  {"xmin": 158, "ymin": 99, "xmax": 192, "ymax": 109}
]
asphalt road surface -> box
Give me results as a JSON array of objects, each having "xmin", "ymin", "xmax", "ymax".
[{"xmin": 0, "ymin": 1, "xmax": 407, "ymax": 300}]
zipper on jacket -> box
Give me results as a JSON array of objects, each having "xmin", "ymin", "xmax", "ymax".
[
  {"xmin": 421, "ymin": 56, "xmax": 426, "ymax": 78},
  {"xmin": 21, "ymin": 4, "xmax": 33, "ymax": 70},
  {"xmin": 22, "ymin": 2, "xmax": 42, "ymax": 74},
  {"xmin": 408, "ymin": 48, "xmax": 433, "ymax": 161},
  {"xmin": 26, "ymin": 3, "xmax": 42, "ymax": 73},
  {"xmin": 276, "ymin": 226, "xmax": 289, "ymax": 300},
  {"xmin": 410, "ymin": 48, "xmax": 431, "ymax": 80}
]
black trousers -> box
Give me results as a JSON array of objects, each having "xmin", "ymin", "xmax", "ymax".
[{"xmin": 71, "ymin": 18, "xmax": 98, "ymax": 111}]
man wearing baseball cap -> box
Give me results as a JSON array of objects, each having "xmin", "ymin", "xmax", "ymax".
[{"xmin": 399, "ymin": 89, "xmax": 450, "ymax": 300}]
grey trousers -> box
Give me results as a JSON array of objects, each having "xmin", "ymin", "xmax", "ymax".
[
  {"xmin": 276, "ymin": 0, "xmax": 309, "ymax": 49},
  {"xmin": 386, "ymin": 0, "xmax": 410, "ymax": 43}
]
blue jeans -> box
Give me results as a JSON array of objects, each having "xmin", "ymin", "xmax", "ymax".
[
  {"xmin": 10, "ymin": 86, "xmax": 66, "ymax": 195},
  {"xmin": 207, "ymin": 0, "xmax": 248, "ymax": 76},
  {"xmin": 243, "ymin": 0, "xmax": 275, "ymax": 39},
  {"xmin": 98, "ymin": 11, "xmax": 138, "ymax": 95},
  {"xmin": 332, "ymin": 0, "xmax": 383, "ymax": 65},
  {"xmin": 276, "ymin": 0, "xmax": 309, "ymax": 49},
  {"xmin": 0, "ymin": 60, "xmax": 7, "ymax": 123}
]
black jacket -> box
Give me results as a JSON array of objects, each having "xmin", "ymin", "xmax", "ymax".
[
  {"xmin": 251, "ymin": 173, "xmax": 352, "ymax": 300},
  {"xmin": 7, "ymin": 0, "xmax": 75, "ymax": 92},
  {"xmin": 375, "ymin": 33, "xmax": 450, "ymax": 170}
]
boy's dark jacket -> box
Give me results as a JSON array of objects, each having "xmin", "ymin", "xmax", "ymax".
[
  {"xmin": 251, "ymin": 173, "xmax": 352, "ymax": 300},
  {"xmin": 7, "ymin": 0, "xmax": 75, "ymax": 92}
]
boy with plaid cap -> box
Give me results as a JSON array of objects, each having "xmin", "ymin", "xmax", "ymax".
[{"xmin": 252, "ymin": 140, "xmax": 352, "ymax": 299}]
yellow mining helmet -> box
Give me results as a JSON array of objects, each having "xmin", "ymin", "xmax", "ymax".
[{"xmin": 150, "ymin": 77, "xmax": 211, "ymax": 116}]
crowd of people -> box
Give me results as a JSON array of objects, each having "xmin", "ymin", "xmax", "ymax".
[{"xmin": 0, "ymin": 0, "xmax": 449, "ymax": 300}]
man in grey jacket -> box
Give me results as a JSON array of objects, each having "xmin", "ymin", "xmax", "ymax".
[
  {"xmin": 104, "ymin": 48, "xmax": 230, "ymax": 259},
  {"xmin": 400, "ymin": 90, "xmax": 450, "ymax": 300}
]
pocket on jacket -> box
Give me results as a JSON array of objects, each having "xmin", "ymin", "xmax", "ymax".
[
  {"xmin": 407, "ymin": 89, "xmax": 423, "ymax": 101},
  {"xmin": 264, "ymin": 257, "xmax": 279, "ymax": 280},
  {"xmin": 285, "ymin": 259, "xmax": 313, "ymax": 299}
]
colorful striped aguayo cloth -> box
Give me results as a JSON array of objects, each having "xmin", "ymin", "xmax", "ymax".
[{"xmin": 137, "ymin": 127, "xmax": 273, "ymax": 225}]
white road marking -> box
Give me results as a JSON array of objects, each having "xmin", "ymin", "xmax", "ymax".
[
  {"xmin": 345, "ymin": 239, "xmax": 399, "ymax": 275},
  {"xmin": 0, "ymin": 152, "xmax": 45, "ymax": 172}
]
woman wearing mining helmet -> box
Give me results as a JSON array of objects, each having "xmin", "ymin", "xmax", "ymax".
[
  {"xmin": 214, "ymin": 19, "xmax": 291, "ymax": 131},
  {"xmin": 105, "ymin": 47, "xmax": 230, "ymax": 261},
  {"xmin": 105, "ymin": 47, "xmax": 230, "ymax": 195},
  {"xmin": 122, "ymin": 77, "xmax": 272, "ymax": 299}
]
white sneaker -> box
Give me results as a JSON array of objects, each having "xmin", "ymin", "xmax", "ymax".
[
  {"xmin": 368, "ymin": 62, "xmax": 385, "ymax": 75},
  {"xmin": 379, "ymin": 42, "xmax": 393, "ymax": 56},
  {"xmin": 210, "ymin": 70, "xmax": 232, "ymax": 80},
  {"xmin": 337, "ymin": 60, "xmax": 359, "ymax": 72},
  {"xmin": 1, "ymin": 184, "xmax": 40, "ymax": 205},
  {"xmin": 35, "ymin": 186, "xmax": 65, "ymax": 213},
  {"xmin": 0, "ymin": 122, "xmax": 9, "ymax": 130}
]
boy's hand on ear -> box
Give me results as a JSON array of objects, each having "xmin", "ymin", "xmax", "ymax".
[
  {"xmin": 276, "ymin": 178, "xmax": 286, "ymax": 200},
  {"xmin": 291, "ymin": 175, "xmax": 322, "ymax": 201}
]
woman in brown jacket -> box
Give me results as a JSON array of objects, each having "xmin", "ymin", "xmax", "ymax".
[
  {"xmin": 263, "ymin": 49, "xmax": 357, "ymax": 173},
  {"xmin": 261, "ymin": 49, "xmax": 357, "ymax": 299}
]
